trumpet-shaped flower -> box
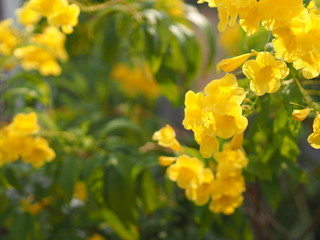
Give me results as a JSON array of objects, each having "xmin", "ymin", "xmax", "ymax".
[
  {"xmin": 8, "ymin": 112, "xmax": 40, "ymax": 136},
  {"xmin": 152, "ymin": 124, "xmax": 182, "ymax": 152},
  {"xmin": 16, "ymin": 2, "xmax": 41, "ymax": 26},
  {"xmin": 307, "ymin": 114, "xmax": 320, "ymax": 149},
  {"xmin": 209, "ymin": 194, "xmax": 243, "ymax": 215},
  {"xmin": 0, "ymin": 19, "xmax": 21, "ymax": 55},
  {"xmin": 292, "ymin": 108, "xmax": 311, "ymax": 121},
  {"xmin": 166, "ymin": 155, "xmax": 204, "ymax": 189},
  {"xmin": 48, "ymin": 4, "xmax": 80, "ymax": 34},
  {"xmin": 242, "ymin": 52, "xmax": 289, "ymax": 96},
  {"xmin": 185, "ymin": 168, "xmax": 214, "ymax": 205}
]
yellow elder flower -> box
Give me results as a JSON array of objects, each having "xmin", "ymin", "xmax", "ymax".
[
  {"xmin": 21, "ymin": 196, "xmax": 50, "ymax": 216},
  {"xmin": 166, "ymin": 154, "xmax": 204, "ymax": 189},
  {"xmin": 14, "ymin": 46, "xmax": 62, "ymax": 76},
  {"xmin": 218, "ymin": 53, "xmax": 255, "ymax": 73},
  {"xmin": 292, "ymin": 108, "xmax": 311, "ymax": 121},
  {"xmin": 213, "ymin": 172, "xmax": 246, "ymax": 197},
  {"xmin": 215, "ymin": 148, "xmax": 248, "ymax": 173},
  {"xmin": 185, "ymin": 168, "xmax": 214, "ymax": 205},
  {"xmin": 16, "ymin": 2, "xmax": 41, "ymax": 26},
  {"xmin": 21, "ymin": 137, "xmax": 56, "ymax": 168},
  {"xmin": 242, "ymin": 52, "xmax": 289, "ymax": 96},
  {"xmin": 87, "ymin": 233, "xmax": 106, "ymax": 240},
  {"xmin": 213, "ymin": 111, "xmax": 248, "ymax": 139},
  {"xmin": 307, "ymin": 114, "xmax": 320, "ymax": 149},
  {"xmin": 74, "ymin": 181, "xmax": 88, "ymax": 202},
  {"xmin": 152, "ymin": 124, "xmax": 182, "ymax": 152},
  {"xmin": 0, "ymin": 127, "xmax": 30, "ymax": 164},
  {"xmin": 111, "ymin": 64, "xmax": 160, "ymax": 98},
  {"xmin": 209, "ymin": 194, "xmax": 243, "ymax": 215},
  {"xmin": 158, "ymin": 156, "xmax": 176, "ymax": 166},
  {"xmin": 0, "ymin": 19, "xmax": 21, "ymax": 55},
  {"xmin": 31, "ymin": 27, "xmax": 68, "ymax": 61},
  {"xmin": 29, "ymin": 0, "xmax": 68, "ymax": 17},
  {"xmin": 48, "ymin": 4, "xmax": 80, "ymax": 34},
  {"xmin": 204, "ymin": 73, "xmax": 246, "ymax": 115},
  {"xmin": 182, "ymin": 91, "xmax": 207, "ymax": 130},
  {"xmin": 198, "ymin": 134, "xmax": 219, "ymax": 158},
  {"xmin": 7, "ymin": 112, "xmax": 40, "ymax": 136}
]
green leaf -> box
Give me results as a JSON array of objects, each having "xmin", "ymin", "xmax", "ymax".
[{"xmin": 58, "ymin": 157, "xmax": 81, "ymax": 201}]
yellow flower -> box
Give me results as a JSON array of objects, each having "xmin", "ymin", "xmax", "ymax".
[
  {"xmin": 204, "ymin": 73, "xmax": 246, "ymax": 115},
  {"xmin": 218, "ymin": 52, "xmax": 255, "ymax": 72},
  {"xmin": 242, "ymin": 52, "xmax": 289, "ymax": 96},
  {"xmin": 0, "ymin": 19, "xmax": 21, "ymax": 55},
  {"xmin": 16, "ymin": 2, "xmax": 41, "ymax": 26},
  {"xmin": 292, "ymin": 108, "xmax": 311, "ymax": 121},
  {"xmin": 74, "ymin": 181, "xmax": 88, "ymax": 202},
  {"xmin": 87, "ymin": 233, "xmax": 106, "ymax": 240},
  {"xmin": 21, "ymin": 137, "xmax": 56, "ymax": 168},
  {"xmin": 307, "ymin": 113, "xmax": 320, "ymax": 149},
  {"xmin": 185, "ymin": 168, "xmax": 214, "ymax": 205},
  {"xmin": 7, "ymin": 112, "xmax": 40, "ymax": 136},
  {"xmin": 229, "ymin": 132, "xmax": 244, "ymax": 150},
  {"xmin": 111, "ymin": 64, "xmax": 160, "ymax": 98},
  {"xmin": 31, "ymin": 27, "xmax": 68, "ymax": 61},
  {"xmin": 21, "ymin": 195, "xmax": 51, "ymax": 216},
  {"xmin": 152, "ymin": 125, "xmax": 182, "ymax": 152},
  {"xmin": 213, "ymin": 111, "xmax": 248, "ymax": 139},
  {"xmin": 258, "ymin": 0, "xmax": 304, "ymax": 31},
  {"xmin": 215, "ymin": 148, "xmax": 248, "ymax": 173},
  {"xmin": 48, "ymin": 4, "xmax": 80, "ymax": 34},
  {"xmin": 158, "ymin": 156, "xmax": 176, "ymax": 166},
  {"xmin": 209, "ymin": 194, "xmax": 243, "ymax": 215},
  {"xmin": 198, "ymin": 134, "xmax": 219, "ymax": 158},
  {"xmin": 166, "ymin": 155, "xmax": 204, "ymax": 189},
  {"xmin": 14, "ymin": 46, "xmax": 62, "ymax": 76},
  {"xmin": 182, "ymin": 91, "xmax": 207, "ymax": 130},
  {"xmin": 29, "ymin": 0, "xmax": 68, "ymax": 17}
]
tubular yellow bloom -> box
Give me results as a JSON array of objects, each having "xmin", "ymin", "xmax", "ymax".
[
  {"xmin": 198, "ymin": 134, "xmax": 219, "ymax": 158},
  {"xmin": 48, "ymin": 4, "xmax": 80, "ymax": 34},
  {"xmin": 158, "ymin": 156, "xmax": 176, "ymax": 166},
  {"xmin": 307, "ymin": 114, "xmax": 320, "ymax": 149},
  {"xmin": 218, "ymin": 52, "xmax": 256, "ymax": 72},
  {"xmin": 204, "ymin": 73, "xmax": 246, "ymax": 115},
  {"xmin": 21, "ymin": 196, "xmax": 51, "ymax": 216},
  {"xmin": 111, "ymin": 64, "xmax": 160, "ymax": 98},
  {"xmin": 182, "ymin": 91, "xmax": 207, "ymax": 130},
  {"xmin": 185, "ymin": 168, "xmax": 214, "ymax": 205},
  {"xmin": 292, "ymin": 108, "xmax": 311, "ymax": 121},
  {"xmin": 242, "ymin": 52, "xmax": 289, "ymax": 96},
  {"xmin": 8, "ymin": 112, "xmax": 40, "ymax": 136},
  {"xmin": 0, "ymin": 19, "xmax": 21, "ymax": 55},
  {"xmin": 29, "ymin": 0, "xmax": 68, "ymax": 17},
  {"xmin": 16, "ymin": 2, "xmax": 41, "ymax": 26},
  {"xmin": 152, "ymin": 124, "xmax": 182, "ymax": 152},
  {"xmin": 166, "ymin": 154, "xmax": 204, "ymax": 189},
  {"xmin": 14, "ymin": 46, "xmax": 61, "ymax": 76},
  {"xmin": 74, "ymin": 181, "xmax": 88, "ymax": 202},
  {"xmin": 21, "ymin": 137, "xmax": 56, "ymax": 168},
  {"xmin": 209, "ymin": 194, "xmax": 243, "ymax": 215}
]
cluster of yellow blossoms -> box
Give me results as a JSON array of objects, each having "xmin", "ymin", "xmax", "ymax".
[
  {"xmin": 0, "ymin": 0, "xmax": 80, "ymax": 76},
  {"xmin": 21, "ymin": 195, "xmax": 51, "ymax": 216},
  {"xmin": 153, "ymin": 125, "xmax": 248, "ymax": 215},
  {"xmin": 183, "ymin": 73, "xmax": 248, "ymax": 158},
  {"xmin": 200, "ymin": 0, "xmax": 320, "ymax": 149},
  {"xmin": 111, "ymin": 63, "xmax": 160, "ymax": 98},
  {"xmin": 0, "ymin": 112, "xmax": 55, "ymax": 168}
]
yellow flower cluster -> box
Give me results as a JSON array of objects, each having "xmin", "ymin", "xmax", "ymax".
[
  {"xmin": 198, "ymin": 0, "xmax": 304, "ymax": 35},
  {"xmin": 21, "ymin": 195, "xmax": 51, "ymax": 216},
  {"xmin": 0, "ymin": 0, "xmax": 80, "ymax": 76},
  {"xmin": 153, "ymin": 125, "xmax": 248, "ymax": 215},
  {"xmin": 183, "ymin": 73, "xmax": 248, "ymax": 158},
  {"xmin": 111, "ymin": 63, "xmax": 160, "ymax": 98},
  {"xmin": 0, "ymin": 112, "xmax": 55, "ymax": 168}
]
